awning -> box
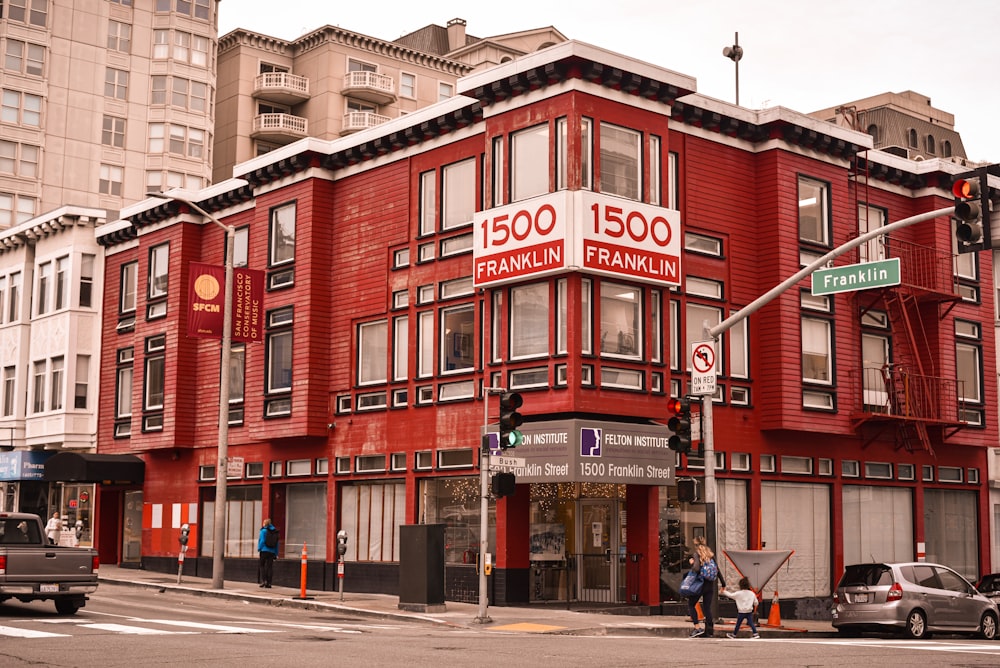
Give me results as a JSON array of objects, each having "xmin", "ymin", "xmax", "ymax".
[{"xmin": 43, "ymin": 452, "xmax": 144, "ymax": 484}]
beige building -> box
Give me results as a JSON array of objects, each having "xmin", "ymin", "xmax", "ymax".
[
  {"xmin": 0, "ymin": 0, "xmax": 219, "ymax": 227},
  {"xmin": 811, "ymin": 91, "xmax": 973, "ymax": 166},
  {"xmin": 213, "ymin": 18, "xmax": 566, "ymax": 182}
]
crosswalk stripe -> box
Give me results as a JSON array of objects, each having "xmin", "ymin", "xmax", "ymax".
[
  {"xmin": 141, "ymin": 619, "xmax": 278, "ymax": 633},
  {"xmin": 0, "ymin": 625, "xmax": 69, "ymax": 638},
  {"xmin": 79, "ymin": 623, "xmax": 186, "ymax": 635}
]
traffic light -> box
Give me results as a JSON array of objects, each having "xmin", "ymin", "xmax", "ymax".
[
  {"xmin": 498, "ymin": 392, "xmax": 523, "ymax": 449},
  {"xmin": 667, "ymin": 396, "xmax": 692, "ymax": 454},
  {"xmin": 954, "ymin": 167, "xmax": 991, "ymax": 253},
  {"xmin": 492, "ymin": 472, "xmax": 516, "ymax": 498}
]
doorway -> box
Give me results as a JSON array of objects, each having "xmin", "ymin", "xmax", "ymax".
[{"xmin": 577, "ymin": 498, "xmax": 624, "ymax": 603}]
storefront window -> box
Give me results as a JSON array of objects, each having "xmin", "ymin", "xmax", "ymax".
[
  {"xmin": 419, "ymin": 476, "xmax": 492, "ymax": 564},
  {"xmin": 341, "ymin": 481, "xmax": 404, "ymax": 561},
  {"xmin": 58, "ymin": 483, "xmax": 95, "ymax": 546},
  {"xmin": 285, "ymin": 482, "xmax": 327, "ymax": 559},
  {"xmin": 203, "ymin": 485, "xmax": 261, "ymax": 558},
  {"xmin": 924, "ymin": 488, "xmax": 978, "ymax": 580}
]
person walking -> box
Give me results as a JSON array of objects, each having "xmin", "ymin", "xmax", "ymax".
[
  {"xmin": 45, "ymin": 512, "xmax": 61, "ymax": 545},
  {"xmin": 687, "ymin": 536, "xmax": 720, "ymax": 638},
  {"xmin": 722, "ymin": 576, "xmax": 761, "ymax": 639},
  {"xmin": 257, "ymin": 518, "xmax": 279, "ymax": 588}
]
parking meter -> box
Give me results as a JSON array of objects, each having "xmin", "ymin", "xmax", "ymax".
[
  {"xmin": 336, "ymin": 529, "xmax": 348, "ymax": 558},
  {"xmin": 179, "ymin": 523, "xmax": 190, "ymax": 546}
]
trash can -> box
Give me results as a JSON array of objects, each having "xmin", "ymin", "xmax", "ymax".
[{"xmin": 398, "ymin": 523, "xmax": 446, "ymax": 612}]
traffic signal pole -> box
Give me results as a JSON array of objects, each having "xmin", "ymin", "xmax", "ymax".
[
  {"xmin": 476, "ymin": 386, "xmax": 506, "ymax": 624},
  {"xmin": 697, "ymin": 205, "xmax": 953, "ymax": 571}
]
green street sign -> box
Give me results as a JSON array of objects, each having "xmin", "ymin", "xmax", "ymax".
[{"xmin": 811, "ymin": 258, "xmax": 900, "ymax": 296}]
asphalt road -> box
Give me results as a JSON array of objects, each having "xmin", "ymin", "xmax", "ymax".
[{"xmin": 3, "ymin": 584, "xmax": 1000, "ymax": 667}]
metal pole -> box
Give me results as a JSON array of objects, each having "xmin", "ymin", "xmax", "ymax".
[
  {"xmin": 147, "ymin": 186, "xmax": 247, "ymax": 590},
  {"xmin": 211, "ymin": 225, "xmax": 234, "ymax": 589},
  {"xmin": 476, "ymin": 387, "xmax": 503, "ymax": 623}
]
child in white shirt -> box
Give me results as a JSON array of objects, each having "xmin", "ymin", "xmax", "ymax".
[{"xmin": 721, "ymin": 576, "xmax": 760, "ymax": 638}]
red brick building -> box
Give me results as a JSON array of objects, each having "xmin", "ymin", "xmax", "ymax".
[{"xmin": 95, "ymin": 41, "xmax": 996, "ymax": 610}]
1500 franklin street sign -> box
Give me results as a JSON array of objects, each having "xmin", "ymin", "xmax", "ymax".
[{"xmin": 811, "ymin": 257, "xmax": 900, "ymax": 296}]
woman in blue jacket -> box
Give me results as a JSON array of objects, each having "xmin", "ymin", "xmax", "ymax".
[{"xmin": 257, "ymin": 519, "xmax": 279, "ymax": 588}]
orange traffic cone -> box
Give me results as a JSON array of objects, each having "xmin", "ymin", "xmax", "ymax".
[
  {"xmin": 764, "ymin": 590, "xmax": 781, "ymax": 627},
  {"xmin": 695, "ymin": 601, "xmax": 704, "ymax": 622}
]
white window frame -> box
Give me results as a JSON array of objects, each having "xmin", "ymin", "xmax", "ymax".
[{"xmin": 357, "ymin": 320, "xmax": 388, "ymax": 386}]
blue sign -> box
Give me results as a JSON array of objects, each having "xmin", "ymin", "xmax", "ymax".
[{"xmin": 0, "ymin": 450, "xmax": 54, "ymax": 481}]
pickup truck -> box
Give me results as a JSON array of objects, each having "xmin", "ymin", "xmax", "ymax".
[{"xmin": 0, "ymin": 512, "xmax": 99, "ymax": 614}]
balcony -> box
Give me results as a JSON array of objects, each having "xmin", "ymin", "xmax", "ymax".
[
  {"xmin": 253, "ymin": 72, "xmax": 310, "ymax": 106},
  {"xmin": 342, "ymin": 71, "xmax": 396, "ymax": 105},
  {"xmin": 251, "ymin": 113, "xmax": 308, "ymax": 143},
  {"xmin": 341, "ymin": 111, "xmax": 391, "ymax": 136}
]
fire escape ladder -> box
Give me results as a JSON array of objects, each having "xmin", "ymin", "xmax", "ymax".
[
  {"xmin": 883, "ymin": 289, "xmax": 929, "ymax": 377},
  {"xmin": 896, "ymin": 419, "xmax": 934, "ymax": 456}
]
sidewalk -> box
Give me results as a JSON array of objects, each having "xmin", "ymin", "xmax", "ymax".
[{"xmin": 96, "ymin": 564, "xmax": 836, "ymax": 638}]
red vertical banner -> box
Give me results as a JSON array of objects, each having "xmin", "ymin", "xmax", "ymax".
[
  {"xmin": 188, "ymin": 262, "xmax": 225, "ymax": 339},
  {"xmin": 232, "ymin": 267, "xmax": 264, "ymax": 343},
  {"xmin": 188, "ymin": 263, "xmax": 264, "ymax": 342}
]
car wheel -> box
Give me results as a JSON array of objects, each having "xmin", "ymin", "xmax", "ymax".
[
  {"xmin": 980, "ymin": 612, "xmax": 998, "ymax": 640},
  {"xmin": 903, "ymin": 610, "xmax": 927, "ymax": 639},
  {"xmin": 54, "ymin": 599, "xmax": 81, "ymax": 616}
]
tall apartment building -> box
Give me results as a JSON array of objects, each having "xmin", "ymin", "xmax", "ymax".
[
  {"xmin": 0, "ymin": 0, "xmax": 219, "ymax": 227},
  {"xmin": 0, "ymin": 0, "xmax": 220, "ymax": 543},
  {"xmin": 212, "ymin": 18, "xmax": 566, "ymax": 183}
]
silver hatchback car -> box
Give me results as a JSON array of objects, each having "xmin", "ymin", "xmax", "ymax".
[{"xmin": 833, "ymin": 562, "xmax": 998, "ymax": 639}]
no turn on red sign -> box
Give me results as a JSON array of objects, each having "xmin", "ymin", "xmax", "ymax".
[{"xmin": 690, "ymin": 340, "xmax": 717, "ymax": 395}]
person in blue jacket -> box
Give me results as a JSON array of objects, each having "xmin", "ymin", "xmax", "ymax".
[{"xmin": 257, "ymin": 518, "xmax": 279, "ymax": 588}]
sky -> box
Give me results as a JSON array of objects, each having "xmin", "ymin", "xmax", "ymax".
[{"xmin": 218, "ymin": 1, "xmax": 1000, "ymax": 163}]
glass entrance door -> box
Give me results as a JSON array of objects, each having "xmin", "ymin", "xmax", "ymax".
[
  {"xmin": 122, "ymin": 490, "xmax": 143, "ymax": 563},
  {"xmin": 577, "ymin": 499, "xmax": 622, "ymax": 603}
]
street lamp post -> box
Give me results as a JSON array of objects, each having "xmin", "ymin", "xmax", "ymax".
[{"xmin": 148, "ymin": 184, "xmax": 247, "ymax": 589}]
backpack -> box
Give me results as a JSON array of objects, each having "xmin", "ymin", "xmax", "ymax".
[
  {"xmin": 700, "ymin": 557, "xmax": 718, "ymax": 581},
  {"xmin": 264, "ymin": 526, "xmax": 279, "ymax": 549}
]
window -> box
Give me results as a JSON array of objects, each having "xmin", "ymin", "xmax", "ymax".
[
  {"xmin": 419, "ymin": 171, "xmax": 436, "ymax": 236},
  {"xmin": 729, "ymin": 313, "xmax": 748, "ymax": 378},
  {"xmin": 599, "ymin": 122, "xmax": 641, "ymax": 200},
  {"xmin": 442, "ymin": 158, "xmax": 476, "ymax": 229},
  {"xmin": 341, "ymin": 482, "xmax": 405, "ymax": 562},
  {"xmin": 32, "ymin": 361, "xmax": 45, "ymax": 413},
  {"xmin": 50, "ymin": 357, "xmax": 64, "ymax": 411},
  {"xmin": 148, "ymin": 243, "xmax": 169, "ymax": 299},
  {"xmin": 7, "ymin": 272, "xmax": 20, "ymax": 322},
  {"xmin": 511, "ymin": 124, "xmax": 549, "ymax": 202},
  {"xmin": 144, "ymin": 337, "xmax": 166, "ymax": 412},
  {"xmin": 0, "ymin": 141, "xmax": 39, "ymax": 177},
  {"xmin": 358, "ymin": 320, "xmax": 388, "ymax": 385},
  {"xmin": 649, "ymin": 135, "xmax": 661, "ymax": 205},
  {"xmin": 153, "ymin": 30, "xmax": 169, "ymax": 59},
  {"xmin": 926, "ymin": 135, "xmax": 935, "ymax": 155},
  {"xmin": 400, "ymin": 72, "xmax": 416, "ymax": 98},
  {"xmin": 35, "ymin": 260, "xmax": 51, "ymax": 315},
  {"xmin": 798, "ymin": 176, "xmax": 829, "ymax": 245},
  {"xmin": 438, "ymin": 82, "xmax": 453, "ymax": 101},
  {"xmin": 2, "ymin": 366, "xmax": 15, "ymax": 417},
  {"xmin": 685, "ymin": 232, "xmax": 723, "ymax": 256},
  {"xmin": 232, "ymin": 227, "xmax": 249, "ymax": 268},
  {"xmin": 228, "ymin": 344, "xmax": 245, "ymax": 424},
  {"xmin": 907, "ymin": 128, "xmax": 918, "ymax": 148},
  {"xmin": 4, "ymin": 39, "xmax": 44, "ymax": 76},
  {"xmin": 439, "ymin": 276, "xmax": 473, "ymax": 300},
  {"xmin": 802, "ymin": 317, "xmax": 832, "ymax": 384},
  {"xmin": 269, "ymin": 202, "xmax": 296, "ymax": 266},
  {"xmin": 99, "ymin": 164, "xmax": 123, "ymax": 196},
  {"xmin": 173, "ymin": 30, "xmax": 190, "ymax": 62},
  {"xmin": 393, "ymin": 316, "xmax": 408, "ymax": 382},
  {"xmin": 417, "ymin": 311, "xmax": 433, "ymax": 378},
  {"xmin": 511, "ymin": 283, "xmax": 549, "ymax": 358},
  {"xmin": 8, "ymin": 0, "xmax": 48, "ymax": 27},
  {"xmin": 956, "ymin": 341, "xmax": 982, "ymax": 404},
  {"xmin": 74, "ymin": 356, "xmax": 89, "ymax": 410},
  {"xmin": 600, "ymin": 282, "xmax": 641, "ymax": 358},
  {"xmin": 105, "ymin": 68, "xmax": 129, "ymax": 100},
  {"xmin": 685, "ymin": 303, "xmax": 721, "ymax": 370},
  {"xmin": 102, "ymin": 116, "xmax": 126, "ymax": 148},
  {"xmin": 108, "ymin": 20, "xmax": 132, "ymax": 53},
  {"xmin": 115, "ymin": 348, "xmax": 134, "ymax": 435},
  {"xmin": 858, "ymin": 203, "xmax": 887, "ymax": 263},
  {"xmin": 266, "ymin": 308, "xmax": 293, "ymax": 411},
  {"xmin": 441, "ymin": 305, "xmax": 474, "ymax": 373},
  {"xmin": 119, "ymin": 261, "xmax": 137, "ymax": 315},
  {"xmin": 151, "ymin": 77, "xmax": 167, "ymax": 105},
  {"xmin": 2, "ymin": 89, "xmax": 42, "ymax": 127}
]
